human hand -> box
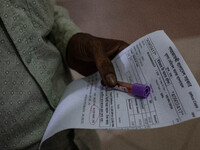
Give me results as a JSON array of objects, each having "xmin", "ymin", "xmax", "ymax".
[{"xmin": 66, "ymin": 33, "xmax": 129, "ymax": 87}]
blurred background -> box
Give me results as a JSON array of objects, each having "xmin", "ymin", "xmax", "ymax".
[{"xmin": 56, "ymin": 0, "xmax": 200, "ymax": 150}]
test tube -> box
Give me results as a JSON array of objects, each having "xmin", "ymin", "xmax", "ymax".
[{"xmin": 114, "ymin": 81, "xmax": 150, "ymax": 98}]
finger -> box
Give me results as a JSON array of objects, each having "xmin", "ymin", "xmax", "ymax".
[
  {"xmin": 106, "ymin": 40, "xmax": 129, "ymax": 55},
  {"xmin": 93, "ymin": 46, "xmax": 117, "ymax": 87},
  {"xmin": 105, "ymin": 41, "xmax": 129, "ymax": 60},
  {"xmin": 117, "ymin": 41, "xmax": 129, "ymax": 52},
  {"xmin": 98, "ymin": 38, "xmax": 129, "ymax": 59}
]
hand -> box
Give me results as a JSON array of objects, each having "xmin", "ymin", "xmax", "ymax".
[{"xmin": 66, "ymin": 33, "xmax": 129, "ymax": 87}]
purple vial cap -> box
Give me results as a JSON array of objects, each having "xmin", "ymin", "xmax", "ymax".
[{"xmin": 131, "ymin": 83, "xmax": 150, "ymax": 98}]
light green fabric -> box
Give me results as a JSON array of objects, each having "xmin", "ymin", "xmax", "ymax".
[{"xmin": 0, "ymin": 0, "xmax": 81, "ymax": 149}]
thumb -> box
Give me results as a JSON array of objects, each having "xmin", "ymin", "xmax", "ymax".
[{"xmin": 93, "ymin": 45, "xmax": 117, "ymax": 87}]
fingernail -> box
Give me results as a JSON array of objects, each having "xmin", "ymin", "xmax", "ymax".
[{"xmin": 105, "ymin": 73, "xmax": 117, "ymax": 87}]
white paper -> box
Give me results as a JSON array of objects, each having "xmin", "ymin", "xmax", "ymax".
[{"xmin": 40, "ymin": 31, "xmax": 200, "ymax": 146}]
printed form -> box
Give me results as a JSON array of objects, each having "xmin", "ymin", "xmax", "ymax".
[{"xmin": 41, "ymin": 31, "xmax": 200, "ymax": 144}]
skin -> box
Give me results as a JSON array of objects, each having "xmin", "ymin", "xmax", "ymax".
[{"xmin": 66, "ymin": 33, "xmax": 129, "ymax": 87}]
